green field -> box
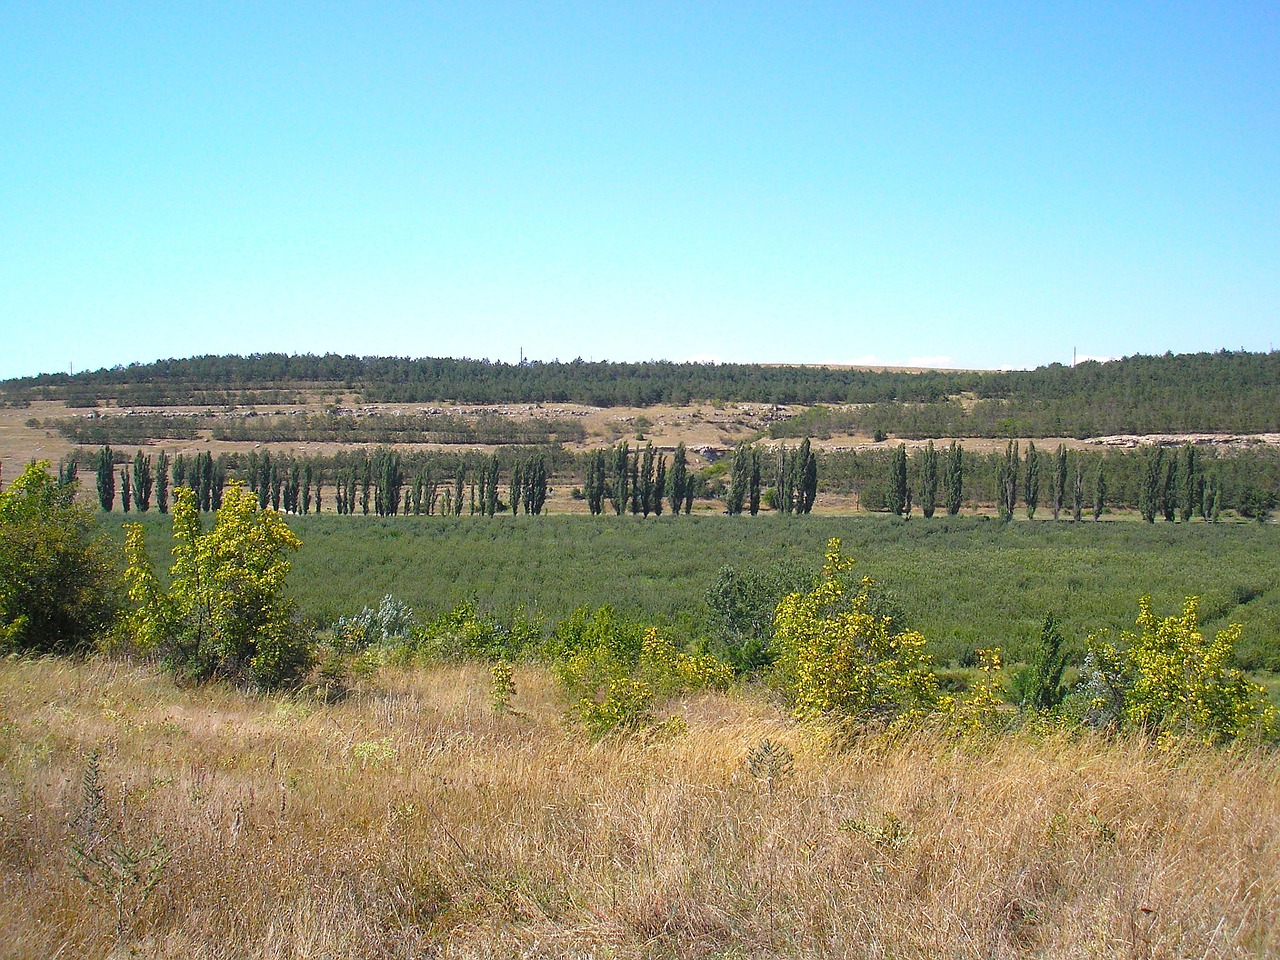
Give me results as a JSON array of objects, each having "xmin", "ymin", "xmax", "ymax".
[{"xmin": 115, "ymin": 512, "xmax": 1280, "ymax": 669}]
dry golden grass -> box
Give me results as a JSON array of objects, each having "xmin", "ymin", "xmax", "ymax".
[{"xmin": 2, "ymin": 656, "xmax": 1278, "ymax": 959}]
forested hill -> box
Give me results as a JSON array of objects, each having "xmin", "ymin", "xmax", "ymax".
[{"xmin": 5, "ymin": 349, "xmax": 1280, "ymax": 438}]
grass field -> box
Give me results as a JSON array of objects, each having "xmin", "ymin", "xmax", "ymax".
[
  {"xmin": 112, "ymin": 512, "xmax": 1280, "ymax": 669},
  {"xmin": 2, "ymin": 656, "xmax": 1278, "ymax": 959}
]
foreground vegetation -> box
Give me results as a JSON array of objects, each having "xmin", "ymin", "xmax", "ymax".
[{"xmin": 3, "ymin": 656, "xmax": 1279, "ymax": 959}]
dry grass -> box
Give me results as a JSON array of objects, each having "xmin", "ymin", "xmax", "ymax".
[{"xmin": 2, "ymin": 656, "xmax": 1278, "ymax": 959}]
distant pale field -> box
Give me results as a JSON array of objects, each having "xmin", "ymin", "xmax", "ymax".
[{"xmin": 1, "ymin": 657, "xmax": 1277, "ymax": 959}]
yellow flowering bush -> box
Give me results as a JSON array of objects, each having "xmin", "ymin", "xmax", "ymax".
[
  {"xmin": 772, "ymin": 539, "xmax": 938, "ymax": 722},
  {"xmin": 124, "ymin": 482, "xmax": 310, "ymax": 688},
  {"xmin": 1087, "ymin": 596, "xmax": 1277, "ymax": 744}
]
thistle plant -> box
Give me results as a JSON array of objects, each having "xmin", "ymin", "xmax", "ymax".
[{"xmin": 746, "ymin": 738, "xmax": 794, "ymax": 794}]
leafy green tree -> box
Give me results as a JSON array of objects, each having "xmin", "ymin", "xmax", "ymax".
[
  {"xmin": 919, "ymin": 440, "xmax": 938, "ymax": 519},
  {"xmin": 1093, "ymin": 461, "xmax": 1106, "ymax": 521},
  {"xmin": 119, "ymin": 468, "xmax": 131, "ymax": 514},
  {"xmin": 1013, "ymin": 614, "xmax": 1067, "ymax": 713},
  {"xmin": 1024, "ymin": 441, "xmax": 1040, "ymax": 519},
  {"xmin": 640, "ymin": 444, "xmax": 656, "ymax": 517},
  {"xmin": 654, "ymin": 454, "xmax": 666, "ymax": 517},
  {"xmin": 943, "ymin": 441, "xmax": 963, "ymax": 515},
  {"xmin": 797, "ymin": 439, "xmax": 818, "ymax": 514},
  {"xmin": 706, "ymin": 561, "xmax": 811, "ymax": 675},
  {"xmin": 0, "ymin": 461, "xmax": 120, "ymax": 653},
  {"xmin": 775, "ymin": 444, "xmax": 794, "ymax": 514},
  {"xmin": 888, "ymin": 444, "xmax": 908, "ymax": 516},
  {"xmin": 123, "ymin": 483, "xmax": 310, "ymax": 688},
  {"xmin": 96, "ymin": 446, "xmax": 115, "ymax": 512}
]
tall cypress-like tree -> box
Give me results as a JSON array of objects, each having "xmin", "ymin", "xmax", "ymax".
[
  {"xmin": 1178, "ymin": 442, "xmax": 1199, "ymax": 522},
  {"xmin": 1093, "ymin": 461, "xmax": 1106, "ymax": 521},
  {"xmin": 1071, "ymin": 457, "xmax": 1084, "ymax": 522},
  {"xmin": 888, "ymin": 443, "xmax": 908, "ymax": 516},
  {"xmin": 156, "ymin": 450, "xmax": 170, "ymax": 514},
  {"xmin": 640, "ymin": 444, "xmax": 656, "ymax": 517},
  {"xmin": 997, "ymin": 441, "xmax": 1019, "ymax": 522},
  {"xmin": 1161, "ymin": 455, "xmax": 1177, "ymax": 522},
  {"xmin": 919, "ymin": 440, "xmax": 938, "ymax": 519},
  {"xmin": 796, "ymin": 438, "xmax": 818, "ymax": 514},
  {"xmin": 610, "ymin": 442, "xmax": 629, "ymax": 516},
  {"xmin": 1024, "ymin": 441, "xmax": 1039, "ymax": 519},
  {"xmin": 748, "ymin": 448, "xmax": 761, "ymax": 516},
  {"xmin": 727, "ymin": 444, "xmax": 749, "ymax": 515},
  {"xmin": 119, "ymin": 468, "xmax": 131, "ymax": 513},
  {"xmin": 943, "ymin": 441, "xmax": 963, "ymax": 516},
  {"xmin": 1051, "ymin": 444, "xmax": 1067, "ymax": 521},
  {"xmin": 1139, "ymin": 446, "xmax": 1163, "ymax": 523},
  {"xmin": 96, "ymin": 445, "xmax": 115, "ymax": 512},
  {"xmin": 132, "ymin": 452, "xmax": 153, "ymax": 513},
  {"xmin": 775, "ymin": 444, "xmax": 793, "ymax": 514},
  {"xmin": 668, "ymin": 443, "xmax": 687, "ymax": 516},
  {"xmin": 654, "ymin": 454, "xmax": 666, "ymax": 517}
]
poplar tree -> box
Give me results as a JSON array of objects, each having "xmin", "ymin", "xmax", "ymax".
[
  {"xmin": 1071, "ymin": 458, "xmax": 1084, "ymax": 522},
  {"xmin": 943, "ymin": 441, "xmax": 963, "ymax": 516},
  {"xmin": 1178, "ymin": 442, "xmax": 1199, "ymax": 522},
  {"xmin": 748, "ymin": 448, "xmax": 761, "ymax": 516},
  {"xmin": 610, "ymin": 442, "xmax": 630, "ymax": 516},
  {"xmin": 668, "ymin": 443, "xmax": 688, "ymax": 517},
  {"xmin": 775, "ymin": 444, "xmax": 794, "ymax": 514},
  {"xmin": 796, "ymin": 438, "xmax": 818, "ymax": 514},
  {"xmin": 119, "ymin": 468, "xmax": 131, "ymax": 513},
  {"xmin": 95, "ymin": 446, "xmax": 115, "ymax": 512},
  {"xmin": 1093, "ymin": 462, "xmax": 1106, "ymax": 521},
  {"xmin": 997, "ymin": 441, "xmax": 1018, "ymax": 522},
  {"xmin": 654, "ymin": 454, "xmax": 666, "ymax": 517},
  {"xmin": 640, "ymin": 444, "xmax": 656, "ymax": 517},
  {"xmin": 1139, "ymin": 446, "xmax": 1163, "ymax": 523},
  {"xmin": 132, "ymin": 452, "xmax": 153, "ymax": 512},
  {"xmin": 1051, "ymin": 444, "xmax": 1067, "ymax": 520},
  {"xmin": 156, "ymin": 450, "xmax": 170, "ymax": 514},
  {"xmin": 919, "ymin": 440, "xmax": 938, "ymax": 519},
  {"xmin": 888, "ymin": 444, "xmax": 908, "ymax": 516},
  {"xmin": 1024, "ymin": 441, "xmax": 1039, "ymax": 519},
  {"xmin": 727, "ymin": 444, "xmax": 749, "ymax": 515}
]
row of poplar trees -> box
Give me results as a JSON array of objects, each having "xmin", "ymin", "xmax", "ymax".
[{"xmin": 93, "ymin": 446, "xmax": 224, "ymax": 513}]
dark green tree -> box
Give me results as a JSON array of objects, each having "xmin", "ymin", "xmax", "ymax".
[
  {"xmin": 1024, "ymin": 441, "xmax": 1039, "ymax": 519},
  {"xmin": 1139, "ymin": 446, "xmax": 1163, "ymax": 523},
  {"xmin": 1093, "ymin": 461, "xmax": 1106, "ymax": 521},
  {"xmin": 609, "ymin": 442, "xmax": 629, "ymax": 516},
  {"xmin": 748, "ymin": 448, "xmax": 761, "ymax": 516},
  {"xmin": 888, "ymin": 443, "xmax": 908, "ymax": 516},
  {"xmin": 943, "ymin": 441, "xmax": 963, "ymax": 516},
  {"xmin": 654, "ymin": 454, "xmax": 666, "ymax": 517},
  {"xmin": 1071, "ymin": 457, "xmax": 1084, "ymax": 522},
  {"xmin": 1178, "ymin": 442, "xmax": 1199, "ymax": 522},
  {"xmin": 919, "ymin": 440, "xmax": 938, "ymax": 519},
  {"xmin": 668, "ymin": 443, "xmax": 688, "ymax": 516},
  {"xmin": 1013, "ymin": 614, "xmax": 1068, "ymax": 713},
  {"xmin": 727, "ymin": 444, "xmax": 749, "ymax": 515},
  {"xmin": 997, "ymin": 441, "xmax": 1018, "ymax": 522},
  {"xmin": 1051, "ymin": 444, "xmax": 1067, "ymax": 520},
  {"xmin": 119, "ymin": 468, "xmax": 131, "ymax": 514},
  {"xmin": 155, "ymin": 450, "xmax": 170, "ymax": 514},
  {"xmin": 95, "ymin": 446, "xmax": 115, "ymax": 512}
]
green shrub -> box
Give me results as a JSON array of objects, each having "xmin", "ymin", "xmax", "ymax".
[{"xmin": 0, "ymin": 461, "xmax": 120, "ymax": 653}]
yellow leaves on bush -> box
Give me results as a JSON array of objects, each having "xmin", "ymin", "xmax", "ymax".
[{"xmin": 772, "ymin": 538, "xmax": 937, "ymax": 722}]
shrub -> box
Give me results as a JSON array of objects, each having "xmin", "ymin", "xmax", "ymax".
[
  {"xmin": 123, "ymin": 483, "xmax": 311, "ymax": 688},
  {"xmin": 1084, "ymin": 597, "xmax": 1277, "ymax": 744},
  {"xmin": 0, "ymin": 460, "xmax": 120, "ymax": 653},
  {"xmin": 771, "ymin": 538, "xmax": 938, "ymax": 722}
]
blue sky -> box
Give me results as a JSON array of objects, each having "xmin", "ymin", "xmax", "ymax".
[{"xmin": 2, "ymin": 2, "xmax": 1276, "ymax": 380}]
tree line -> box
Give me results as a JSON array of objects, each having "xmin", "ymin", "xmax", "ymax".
[{"xmin": 9, "ymin": 350, "xmax": 1280, "ymax": 436}]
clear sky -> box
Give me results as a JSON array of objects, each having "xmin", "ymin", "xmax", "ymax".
[{"xmin": 2, "ymin": 2, "xmax": 1277, "ymax": 380}]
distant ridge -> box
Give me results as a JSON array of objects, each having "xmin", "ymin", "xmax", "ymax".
[{"xmin": 4, "ymin": 350, "xmax": 1279, "ymax": 438}]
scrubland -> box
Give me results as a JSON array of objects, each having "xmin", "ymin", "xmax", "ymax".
[{"xmin": 2, "ymin": 656, "xmax": 1278, "ymax": 959}]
